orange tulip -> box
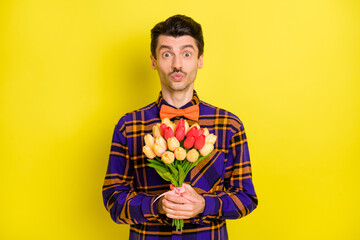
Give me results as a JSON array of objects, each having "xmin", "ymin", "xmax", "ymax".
[
  {"xmin": 186, "ymin": 126, "xmax": 198, "ymax": 138},
  {"xmin": 176, "ymin": 119, "xmax": 185, "ymax": 129},
  {"xmin": 193, "ymin": 128, "xmax": 204, "ymax": 139},
  {"xmin": 164, "ymin": 126, "xmax": 174, "ymax": 140},
  {"xmin": 160, "ymin": 123, "xmax": 167, "ymax": 137},
  {"xmin": 194, "ymin": 135, "xmax": 205, "ymax": 150},
  {"xmin": 184, "ymin": 136, "xmax": 195, "ymax": 149},
  {"xmin": 175, "ymin": 126, "xmax": 185, "ymax": 141}
]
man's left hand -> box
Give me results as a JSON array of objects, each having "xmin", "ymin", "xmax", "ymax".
[{"xmin": 161, "ymin": 183, "xmax": 205, "ymax": 219}]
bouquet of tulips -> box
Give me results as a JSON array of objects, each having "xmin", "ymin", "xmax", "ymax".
[{"xmin": 142, "ymin": 118, "xmax": 217, "ymax": 231}]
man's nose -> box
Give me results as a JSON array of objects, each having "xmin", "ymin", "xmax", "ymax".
[{"xmin": 171, "ymin": 55, "xmax": 182, "ymax": 70}]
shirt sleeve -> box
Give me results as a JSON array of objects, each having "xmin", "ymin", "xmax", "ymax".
[
  {"xmin": 192, "ymin": 122, "xmax": 258, "ymax": 224},
  {"xmin": 102, "ymin": 119, "xmax": 168, "ymax": 225}
]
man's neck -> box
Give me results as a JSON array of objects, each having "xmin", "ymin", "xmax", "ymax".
[{"xmin": 161, "ymin": 86, "xmax": 194, "ymax": 109}]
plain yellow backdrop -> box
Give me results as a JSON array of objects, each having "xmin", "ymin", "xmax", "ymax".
[{"xmin": 1, "ymin": 0, "xmax": 359, "ymax": 239}]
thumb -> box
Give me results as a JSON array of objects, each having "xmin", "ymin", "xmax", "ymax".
[{"xmin": 183, "ymin": 183, "xmax": 196, "ymax": 195}]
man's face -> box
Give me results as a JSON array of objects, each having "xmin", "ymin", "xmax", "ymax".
[{"xmin": 151, "ymin": 35, "xmax": 203, "ymax": 93}]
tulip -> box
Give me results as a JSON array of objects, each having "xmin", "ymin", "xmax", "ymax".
[
  {"xmin": 155, "ymin": 136, "xmax": 167, "ymax": 149},
  {"xmin": 153, "ymin": 143, "xmax": 166, "ymax": 157},
  {"xmin": 193, "ymin": 128, "xmax": 204, "ymax": 139},
  {"xmin": 164, "ymin": 126, "xmax": 175, "ymax": 140},
  {"xmin": 199, "ymin": 143, "xmax": 214, "ymax": 156},
  {"xmin": 152, "ymin": 123, "xmax": 161, "ymax": 138},
  {"xmin": 162, "ymin": 151, "xmax": 175, "ymax": 164},
  {"xmin": 174, "ymin": 147, "xmax": 186, "ymax": 161},
  {"xmin": 167, "ymin": 137, "xmax": 180, "ymax": 151},
  {"xmin": 186, "ymin": 126, "xmax": 198, "ymax": 138},
  {"xmin": 170, "ymin": 122, "xmax": 176, "ymax": 133},
  {"xmin": 205, "ymin": 134, "xmax": 217, "ymax": 145},
  {"xmin": 143, "ymin": 145, "xmax": 156, "ymax": 159},
  {"xmin": 189, "ymin": 123, "xmax": 200, "ymax": 132},
  {"xmin": 203, "ymin": 128, "xmax": 210, "ymax": 137},
  {"xmin": 176, "ymin": 119, "xmax": 185, "ymax": 131},
  {"xmin": 194, "ymin": 135, "xmax": 205, "ymax": 150},
  {"xmin": 162, "ymin": 117, "xmax": 171, "ymax": 126},
  {"xmin": 184, "ymin": 136, "xmax": 195, "ymax": 149},
  {"xmin": 144, "ymin": 134, "xmax": 155, "ymax": 148},
  {"xmin": 186, "ymin": 149, "xmax": 199, "ymax": 162},
  {"xmin": 175, "ymin": 126, "xmax": 185, "ymax": 141},
  {"xmin": 162, "ymin": 117, "xmax": 176, "ymax": 132},
  {"xmin": 184, "ymin": 119, "xmax": 189, "ymax": 134},
  {"xmin": 160, "ymin": 123, "xmax": 167, "ymax": 137}
]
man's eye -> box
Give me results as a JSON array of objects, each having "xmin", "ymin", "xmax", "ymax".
[
  {"xmin": 184, "ymin": 52, "xmax": 191, "ymax": 57},
  {"xmin": 163, "ymin": 52, "xmax": 171, "ymax": 57}
]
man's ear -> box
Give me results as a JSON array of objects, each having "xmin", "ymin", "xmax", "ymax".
[
  {"xmin": 198, "ymin": 54, "xmax": 204, "ymax": 69},
  {"xmin": 150, "ymin": 55, "xmax": 157, "ymax": 70}
]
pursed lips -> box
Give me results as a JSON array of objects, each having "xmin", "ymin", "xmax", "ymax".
[{"xmin": 170, "ymin": 72, "xmax": 185, "ymax": 81}]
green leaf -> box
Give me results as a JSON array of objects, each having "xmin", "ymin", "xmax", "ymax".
[
  {"xmin": 163, "ymin": 172, "xmax": 178, "ymax": 186},
  {"xmin": 167, "ymin": 164, "xmax": 179, "ymax": 177},
  {"xmin": 147, "ymin": 159, "xmax": 166, "ymax": 168},
  {"xmin": 178, "ymin": 165, "xmax": 185, "ymax": 186},
  {"xmin": 148, "ymin": 164, "xmax": 168, "ymax": 174},
  {"xmin": 156, "ymin": 170, "xmax": 170, "ymax": 181}
]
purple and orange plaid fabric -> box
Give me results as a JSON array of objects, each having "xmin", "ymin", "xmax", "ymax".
[{"xmin": 102, "ymin": 91, "xmax": 258, "ymax": 239}]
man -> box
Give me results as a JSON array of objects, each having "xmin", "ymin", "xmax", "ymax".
[{"xmin": 103, "ymin": 15, "xmax": 258, "ymax": 239}]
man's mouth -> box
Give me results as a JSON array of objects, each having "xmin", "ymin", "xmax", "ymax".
[{"xmin": 170, "ymin": 72, "xmax": 184, "ymax": 81}]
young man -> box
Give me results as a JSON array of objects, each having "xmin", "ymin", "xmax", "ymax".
[{"xmin": 103, "ymin": 15, "xmax": 258, "ymax": 239}]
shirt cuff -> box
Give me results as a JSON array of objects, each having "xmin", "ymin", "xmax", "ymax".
[
  {"xmin": 141, "ymin": 195, "xmax": 171, "ymax": 225},
  {"xmin": 192, "ymin": 194, "xmax": 221, "ymax": 225}
]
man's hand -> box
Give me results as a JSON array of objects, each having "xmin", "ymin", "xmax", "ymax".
[{"xmin": 156, "ymin": 183, "xmax": 205, "ymax": 219}]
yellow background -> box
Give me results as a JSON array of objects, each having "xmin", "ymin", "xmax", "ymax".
[{"xmin": 1, "ymin": 0, "xmax": 359, "ymax": 239}]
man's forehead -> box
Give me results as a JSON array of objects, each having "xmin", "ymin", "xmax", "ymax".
[{"xmin": 156, "ymin": 35, "xmax": 197, "ymax": 50}]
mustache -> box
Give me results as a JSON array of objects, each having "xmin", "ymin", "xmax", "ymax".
[{"xmin": 168, "ymin": 68, "xmax": 186, "ymax": 75}]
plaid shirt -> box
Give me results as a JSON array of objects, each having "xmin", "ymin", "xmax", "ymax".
[{"xmin": 103, "ymin": 91, "xmax": 258, "ymax": 239}]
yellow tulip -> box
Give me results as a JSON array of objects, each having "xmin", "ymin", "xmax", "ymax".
[
  {"xmin": 152, "ymin": 123, "xmax": 161, "ymax": 138},
  {"xmin": 174, "ymin": 147, "xmax": 186, "ymax": 161},
  {"xmin": 167, "ymin": 137, "xmax": 180, "ymax": 152},
  {"xmin": 153, "ymin": 143, "xmax": 166, "ymax": 157},
  {"xmin": 203, "ymin": 128, "xmax": 209, "ymax": 137},
  {"xmin": 199, "ymin": 143, "xmax": 214, "ymax": 156},
  {"xmin": 155, "ymin": 136, "xmax": 167, "ymax": 149},
  {"xmin": 162, "ymin": 151, "xmax": 175, "ymax": 164},
  {"xmin": 162, "ymin": 118, "xmax": 171, "ymax": 126},
  {"xmin": 186, "ymin": 149, "xmax": 199, "ymax": 162},
  {"xmin": 205, "ymin": 134, "xmax": 217, "ymax": 145},
  {"xmin": 144, "ymin": 134, "xmax": 155, "ymax": 148},
  {"xmin": 184, "ymin": 119, "xmax": 189, "ymax": 134},
  {"xmin": 143, "ymin": 145, "xmax": 156, "ymax": 159}
]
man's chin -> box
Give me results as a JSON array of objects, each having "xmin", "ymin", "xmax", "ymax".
[{"xmin": 168, "ymin": 83, "xmax": 191, "ymax": 92}]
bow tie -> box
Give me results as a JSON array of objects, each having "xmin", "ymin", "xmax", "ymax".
[{"xmin": 160, "ymin": 104, "xmax": 199, "ymax": 121}]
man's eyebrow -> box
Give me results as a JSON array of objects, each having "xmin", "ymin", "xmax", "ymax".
[
  {"xmin": 159, "ymin": 45, "xmax": 172, "ymax": 51},
  {"xmin": 158, "ymin": 44, "xmax": 195, "ymax": 51},
  {"xmin": 181, "ymin": 44, "xmax": 195, "ymax": 50}
]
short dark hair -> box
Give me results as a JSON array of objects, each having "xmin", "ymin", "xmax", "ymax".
[{"xmin": 151, "ymin": 15, "xmax": 204, "ymax": 59}]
